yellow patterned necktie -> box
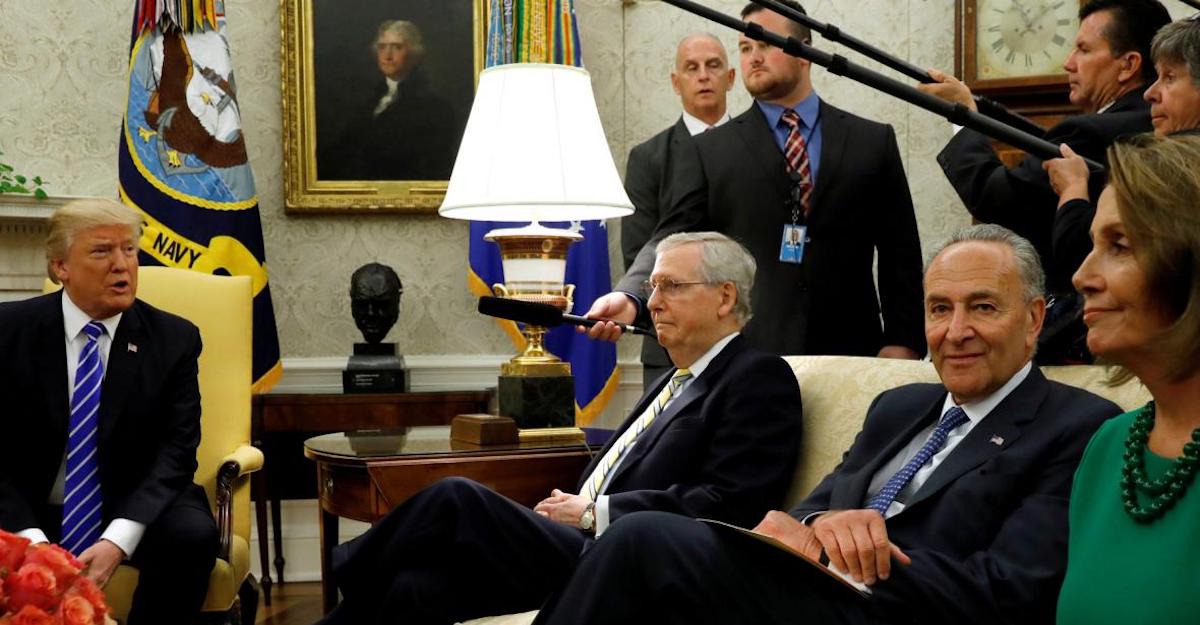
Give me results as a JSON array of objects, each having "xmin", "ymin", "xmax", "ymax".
[{"xmin": 583, "ymin": 369, "xmax": 693, "ymax": 501}]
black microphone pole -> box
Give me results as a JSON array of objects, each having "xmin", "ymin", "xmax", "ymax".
[
  {"xmin": 662, "ymin": 0, "xmax": 1103, "ymax": 171},
  {"xmin": 748, "ymin": 0, "xmax": 1047, "ymax": 138}
]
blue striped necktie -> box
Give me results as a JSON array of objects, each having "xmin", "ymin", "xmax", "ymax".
[
  {"xmin": 62, "ymin": 321, "xmax": 106, "ymax": 555},
  {"xmin": 583, "ymin": 369, "xmax": 692, "ymax": 501},
  {"xmin": 867, "ymin": 406, "xmax": 970, "ymax": 516}
]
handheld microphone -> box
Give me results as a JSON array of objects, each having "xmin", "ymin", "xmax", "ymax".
[{"xmin": 477, "ymin": 296, "xmax": 651, "ymax": 336}]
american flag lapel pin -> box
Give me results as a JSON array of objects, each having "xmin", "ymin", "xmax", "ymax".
[
  {"xmin": 989, "ymin": 435, "xmax": 1005, "ymax": 447},
  {"xmin": 127, "ymin": 343, "xmax": 138, "ymax": 353}
]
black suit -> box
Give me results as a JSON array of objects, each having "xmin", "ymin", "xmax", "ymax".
[
  {"xmin": 937, "ymin": 88, "xmax": 1151, "ymax": 291},
  {"xmin": 620, "ymin": 101, "xmax": 925, "ymax": 358},
  {"xmin": 0, "ymin": 292, "xmax": 217, "ymax": 625},
  {"xmin": 622, "ymin": 118, "xmax": 692, "ymax": 383},
  {"xmin": 533, "ymin": 367, "xmax": 1121, "ymax": 625},
  {"xmin": 319, "ymin": 335, "xmax": 803, "ymax": 625},
  {"xmin": 319, "ymin": 70, "xmax": 462, "ymax": 181}
]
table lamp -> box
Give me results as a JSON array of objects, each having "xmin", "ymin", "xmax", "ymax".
[{"xmin": 439, "ymin": 63, "xmax": 633, "ymax": 440}]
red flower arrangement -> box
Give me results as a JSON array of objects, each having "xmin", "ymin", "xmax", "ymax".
[{"xmin": 0, "ymin": 530, "xmax": 110, "ymax": 625}]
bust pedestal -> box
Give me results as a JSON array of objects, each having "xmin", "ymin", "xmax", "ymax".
[{"xmin": 342, "ymin": 343, "xmax": 409, "ymax": 393}]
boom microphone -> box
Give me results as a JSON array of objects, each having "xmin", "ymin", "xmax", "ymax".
[{"xmin": 478, "ymin": 296, "xmax": 652, "ymax": 336}]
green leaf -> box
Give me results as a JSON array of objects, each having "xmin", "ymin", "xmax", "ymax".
[
  {"xmin": 33, "ymin": 176, "xmax": 44, "ymax": 185},
  {"xmin": 0, "ymin": 164, "xmax": 13, "ymax": 173},
  {"xmin": 14, "ymin": 175, "xmax": 26, "ymax": 184},
  {"xmin": 34, "ymin": 188, "xmax": 48, "ymax": 199}
]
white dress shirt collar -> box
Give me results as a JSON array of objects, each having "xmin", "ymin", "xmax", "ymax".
[
  {"xmin": 940, "ymin": 360, "xmax": 1033, "ymax": 424},
  {"xmin": 681, "ymin": 331, "xmax": 740, "ymax": 379},
  {"xmin": 62, "ymin": 291, "xmax": 122, "ymax": 341},
  {"xmin": 681, "ymin": 110, "xmax": 732, "ymax": 136}
]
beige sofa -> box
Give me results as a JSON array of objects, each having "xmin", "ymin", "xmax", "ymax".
[{"xmin": 463, "ymin": 356, "xmax": 1151, "ymax": 625}]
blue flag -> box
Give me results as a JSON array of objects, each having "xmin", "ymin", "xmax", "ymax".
[
  {"xmin": 471, "ymin": 0, "xmax": 618, "ymax": 425},
  {"xmin": 118, "ymin": 1, "xmax": 282, "ymax": 392}
]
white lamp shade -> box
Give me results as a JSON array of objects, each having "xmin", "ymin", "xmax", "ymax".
[{"xmin": 439, "ymin": 63, "xmax": 634, "ymax": 222}]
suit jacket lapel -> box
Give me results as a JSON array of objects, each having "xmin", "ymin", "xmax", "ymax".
[
  {"xmin": 733, "ymin": 104, "xmax": 791, "ymax": 197},
  {"xmin": 35, "ymin": 292, "xmax": 70, "ymax": 443},
  {"xmin": 99, "ymin": 303, "xmax": 145, "ymax": 446},
  {"xmin": 903, "ymin": 368, "xmax": 1048, "ymax": 511},
  {"xmin": 606, "ymin": 336, "xmax": 745, "ymax": 485},
  {"xmin": 575, "ymin": 367, "xmax": 674, "ymax": 490},
  {"xmin": 809, "ymin": 101, "xmax": 847, "ymax": 217},
  {"xmin": 836, "ymin": 393, "xmax": 943, "ymax": 509}
]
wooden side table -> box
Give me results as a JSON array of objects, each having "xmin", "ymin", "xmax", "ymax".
[
  {"xmin": 251, "ymin": 391, "xmax": 490, "ymax": 603},
  {"xmin": 305, "ymin": 428, "xmax": 594, "ymax": 614}
]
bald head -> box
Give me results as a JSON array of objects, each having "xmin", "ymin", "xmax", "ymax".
[{"xmin": 671, "ymin": 34, "xmax": 735, "ymax": 126}]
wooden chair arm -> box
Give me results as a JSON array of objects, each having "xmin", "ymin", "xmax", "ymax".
[{"xmin": 215, "ymin": 444, "xmax": 264, "ymax": 561}]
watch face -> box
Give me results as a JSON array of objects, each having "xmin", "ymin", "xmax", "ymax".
[{"xmin": 975, "ymin": 0, "xmax": 1078, "ymax": 79}]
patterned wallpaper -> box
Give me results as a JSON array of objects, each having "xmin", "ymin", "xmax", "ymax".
[{"xmin": 13, "ymin": 0, "xmax": 1167, "ymax": 359}]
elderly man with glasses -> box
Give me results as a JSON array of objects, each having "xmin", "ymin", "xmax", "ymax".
[{"xmin": 316, "ymin": 232, "xmax": 803, "ymax": 625}]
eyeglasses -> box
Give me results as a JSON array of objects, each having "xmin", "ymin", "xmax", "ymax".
[{"xmin": 640, "ymin": 277, "xmax": 709, "ymax": 298}]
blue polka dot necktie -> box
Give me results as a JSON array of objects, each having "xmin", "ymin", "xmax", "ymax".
[
  {"xmin": 62, "ymin": 321, "xmax": 106, "ymax": 555},
  {"xmin": 867, "ymin": 406, "xmax": 970, "ymax": 516}
]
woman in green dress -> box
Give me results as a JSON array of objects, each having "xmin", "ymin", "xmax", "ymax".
[{"xmin": 1057, "ymin": 133, "xmax": 1200, "ymax": 624}]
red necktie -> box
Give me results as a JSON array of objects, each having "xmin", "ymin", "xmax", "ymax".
[{"xmin": 780, "ymin": 109, "xmax": 813, "ymax": 217}]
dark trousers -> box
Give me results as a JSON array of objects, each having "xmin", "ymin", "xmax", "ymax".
[
  {"xmin": 127, "ymin": 484, "xmax": 218, "ymax": 625},
  {"xmin": 533, "ymin": 511, "xmax": 878, "ymax": 625},
  {"xmin": 42, "ymin": 484, "xmax": 217, "ymax": 625},
  {"xmin": 320, "ymin": 477, "xmax": 589, "ymax": 625}
]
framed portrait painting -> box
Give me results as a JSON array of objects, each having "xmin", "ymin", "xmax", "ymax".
[{"xmin": 282, "ymin": 0, "xmax": 485, "ymax": 213}]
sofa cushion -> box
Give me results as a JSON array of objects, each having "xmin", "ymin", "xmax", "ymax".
[{"xmin": 458, "ymin": 356, "xmax": 1151, "ymax": 625}]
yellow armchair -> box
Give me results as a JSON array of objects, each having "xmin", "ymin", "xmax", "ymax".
[{"xmin": 48, "ymin": 266, "xmax": 263, "ymax": 624}]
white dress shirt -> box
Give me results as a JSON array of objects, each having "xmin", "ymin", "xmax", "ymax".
[
  {"xmin": 863, "ymin": 361, "xmax": 1033, "ymax": 518},
  {"xmin": 17, "ymin": 292, "xmax": 146, "ymax": 557},
  {"xmin": 592, "ymin": 332, "xmax": 740, "ymax": 536},
  {"xmin": 681, "ymin": 110, "xmax": 731, "ymax": 136}
]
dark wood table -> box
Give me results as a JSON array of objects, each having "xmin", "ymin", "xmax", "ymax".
[
  {"xmin": 251, "ymin": 391, "xmax": 491, "ymax": 602},
  {"xmin": 304, "ymin": 428, "xmax": 594, "ymax": 614}
]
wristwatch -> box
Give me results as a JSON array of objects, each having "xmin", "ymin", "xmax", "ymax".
[{"xmin": 579, "ymin": 502, "xmax": 596, "ymax": 532}]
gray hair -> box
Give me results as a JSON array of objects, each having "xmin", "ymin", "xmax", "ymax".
[
  {"xmin": 45, "ymin": 198, "xmax": 142, "ymax": 283},
  {"xmin": 376, "ymin": 20, "xmax": 426, "ymax": 61},
  {"xmin": 925, "ymin": 224, "xmax": 1045, "ymax": 303},
  {"xmin": 1151, "ymin": 18, "xmax": 1200, "ymax": 87},
  {"xmin": 656, "ymin": 231, "xmax": 756, "ymax": 325}
]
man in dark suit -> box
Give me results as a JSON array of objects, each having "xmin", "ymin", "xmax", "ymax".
[
  {"xmin": 0, "ymin": 199, "xmax": 217, "ymax": 625},
  {"xmin": 623, "ymin": 33, "xmax": 735, "ymax": 386},
  {"xmin": 922, "ymin": 0, "xmax": 1169, "ymax": 364},
  {"xmin": 533, "ymin": 225, "xmax": 1122, "ymax": 625},
  {"xmin": 588, "ymin": 1, "xmax": 926, "ymax": 362},
  {"xmin": 317, "ymin": 232, "xmax": 803, "ymax": 625},
  {"xmin": 320, "ymin": 19, "xmax": 462, "ymax": 181}
]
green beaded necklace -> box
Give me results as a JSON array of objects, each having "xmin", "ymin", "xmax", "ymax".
[{"xmin": 1121, "ymin": 401, "xmax": 1200, "ymax": 524}]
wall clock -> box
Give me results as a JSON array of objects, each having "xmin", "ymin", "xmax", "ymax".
[{"xmin": 958, "ymin": 0, "xmax": 1082, "ymax": 95}]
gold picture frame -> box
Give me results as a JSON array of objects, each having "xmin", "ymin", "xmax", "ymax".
[{"xmin": 282, "ymin": 0, "xmax": 485, "ymax": 214}]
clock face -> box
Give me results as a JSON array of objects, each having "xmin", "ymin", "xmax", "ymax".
[{"xmin": 974, "ymin": 0, "xmax": 1079, "ymax": 80}]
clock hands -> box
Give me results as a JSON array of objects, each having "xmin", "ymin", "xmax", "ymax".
[{"xmin": 1022, "ymin": 5, "xmax": 1055, "ymax": 37}]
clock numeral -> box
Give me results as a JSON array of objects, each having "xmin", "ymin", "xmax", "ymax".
[
  {"xmin": 1052, "ymin": 34, "xmax": 1066, "ymax": 47},
  {"xmin": 1058, "ymin": 18, "xmax": 1071, "ymax": 26},
  {"xmin": 1006, "ymin": 49, "xmax": 1016, "ymax": 65},
  {"xmin": 992, "ymin": 37, "xmax": 1006, "ymax": 53},
  {"xmin": 1025, "ymin": 53, "xmax": 1033, "ymax": 67},
  {"xmin": 987, "ymin": 25, "xmax": 1000, "ymax": 32}
]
